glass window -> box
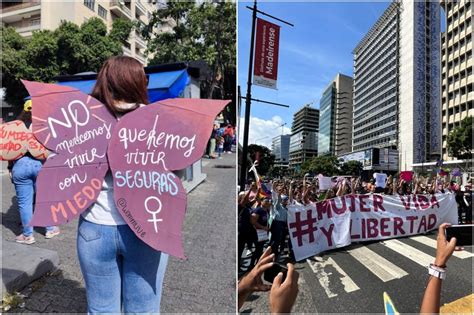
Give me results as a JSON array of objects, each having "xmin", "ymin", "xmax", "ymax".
[
  {"xmin": 84, "ymin": 0, "xmax": 94, "ymax": 11},
  {"xmin": 98, "ymin": 5, "xmax": 107, "ymax": 19}
]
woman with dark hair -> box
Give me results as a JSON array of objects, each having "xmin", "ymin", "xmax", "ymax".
[
  {"xmin": 8, "ymin": 100, "xmax": 60, "ymax": 244},
  {"xmin": 77, "ymin": 56, "xmax": 167, "ymax": 313}
]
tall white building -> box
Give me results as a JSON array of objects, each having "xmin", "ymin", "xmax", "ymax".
[
  {"xmin": 352, "ymin": 0, "xmax": 441, "ymax": 171},
  {"xmin": 0, "ymin": 0, "xmax": 156, "ymax": 65}
]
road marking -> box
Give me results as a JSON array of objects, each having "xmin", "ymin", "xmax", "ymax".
[
  {"xmin": 307, "ymin": 256, "xmax": 360, "ymax": 298},
  {"xmin": 411, "ymin": 235, "xmax": 474, "ymax": 259},
  {"xmin": 440, "ymin": 294, "xmax": 473, "ymax": 314},
  {"xmin": 381, "ymin": 239, "xmax": 435, "ymax": 267},
  {"xmin": 346, "ymin": 246, "xmax": 408, "ymax": 282}
]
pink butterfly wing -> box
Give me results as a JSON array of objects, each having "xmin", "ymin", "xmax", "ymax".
[
  {"xmin": 22, "ymin": 80, "xmax": 116, "ymax": 226},
  {"xmin": 108, "ymin": 99, "xmax": 229, "ymax": 258}
]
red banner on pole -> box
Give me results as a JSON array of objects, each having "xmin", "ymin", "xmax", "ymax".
[{"xmin": 253, "ymin": 18, "xmax": 280, "ymax": 90}]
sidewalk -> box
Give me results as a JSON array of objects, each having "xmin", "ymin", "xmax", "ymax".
[{"xmin": 1, "ymin": 153, "xmax": 236, "ymax": 313}]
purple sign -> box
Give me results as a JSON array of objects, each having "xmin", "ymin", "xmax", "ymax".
[
  {"xmin": 108, "ymin": 98, "xmax": 229, "ymax": 258},
  {"xmin": 22, "ymin": 80, "xmax": 117, "ymax": 226}
]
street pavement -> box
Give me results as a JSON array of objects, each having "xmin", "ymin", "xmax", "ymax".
[
  {"xmin": 240, "ymin": 231, "xmax": 473, "ymax": 313},
  {"xmin": 1, "ymin": 152, "xmax": 236, "ymax": 313}
]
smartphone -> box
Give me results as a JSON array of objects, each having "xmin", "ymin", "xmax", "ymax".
[
  {"xmin": 263, "ymin": 262, "xmax": 288, "ymax": 284},
  {"xmin": 446, "ymin": 224, "xmax": 473, "ymax": 246}
]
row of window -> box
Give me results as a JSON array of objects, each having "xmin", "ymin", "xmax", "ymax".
[
  {"xmin": 442, "ymin": 101, "xmax": 473, "ymax": 117},
  {"xmin": 446, "ymin": 16, "xmax": 471, "ymax": 40},
  {"xmin": 354, "ymin": 72, "xmax": 397, "ymax": 109},
  {"xmin": 446, "ymin": 33, "xmax": 472, "ymax": 57},
  {"xmin": 353, "ymin": 116, "xmax": 397, "ymax": 138},
  {"xmin": 356, "ymin": 16, "xmax": 397, "ymax": 65},
  {"xmin": 354, "ymin": 61, "xmax": 397, "ymax": 100},
  {"xmin": 443, "ymin": 65, "xmax": 472, "ymax": 86},
  {"xmin": 446, "ymin": 1, "xmax": 471, "ymax": 25},
  {"xmin": 355, "ymin": 24, "xmax": 397, "ymax": 75},
  {"xmin": 84, "ymin": 0, "xmax": 107, "ymax": 19},
  {"xmin": 354, "ymin": 102, "xmax": 397, "ymax": 130},
  {"xmin": 353, "ymin": 135, "xmax": 396, "ymax": 151}
]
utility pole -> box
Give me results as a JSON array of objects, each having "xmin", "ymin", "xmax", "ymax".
[{"xmin": 238, "ymin": 0, "xmax": 293, "ymax": 191}]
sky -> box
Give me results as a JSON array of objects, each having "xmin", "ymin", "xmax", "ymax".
[{"xmin": 238, "ymin": 0, "xmax": 392, "ymax": 148}]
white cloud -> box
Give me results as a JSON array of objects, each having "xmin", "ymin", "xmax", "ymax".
[{"xmin": 239, "ymin": 115, "xmax": 292, "ymax": 149}]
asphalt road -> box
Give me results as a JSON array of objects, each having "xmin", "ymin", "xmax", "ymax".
[
  {"xmin": 240, "ymin": 231, "xmax": 473, "ymax": 313},
  {"xmin": 1, "ymin": 153, "xmax": 236, "ymax": 313}
]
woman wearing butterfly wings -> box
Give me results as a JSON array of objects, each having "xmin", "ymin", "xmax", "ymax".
[{"xmin": 22, "ymin": 56, "xmax": 229, "ymax": 313}]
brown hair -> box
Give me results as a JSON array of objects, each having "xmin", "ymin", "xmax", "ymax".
[
  {"xmin": 91, "ymin": 56, "xmax": 148, "ymax": 113},
  {"xmin": 17, "ymin": 110, "xmax": 32, "ymax": 126}
]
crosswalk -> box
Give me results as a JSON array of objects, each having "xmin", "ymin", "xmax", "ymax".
[{"xmin": 305, "ymin": 234, "xmax": 474, "ymax": 298}]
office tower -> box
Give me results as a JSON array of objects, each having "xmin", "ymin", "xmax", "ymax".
[
  {"xmin": 352, "ymin": 0, "xmax": 441, "ymax": 171},
  {"xmin": 318, "ymin": 73, "xmax": 353, "ymax": 156},
  {"xmin": 441, "ymin": 0, "xmax": 473, "ymax": 161},
  {"xmin": 0, "ymin": 0, "xmax": 156, "ymax": 65},
  {"xmin": 272, "ymin": 135, "xmax": 291, "ymax": 168},
  {"xmin": 289, "ymin": 105, "xmax": 319, "ymax": 171}
]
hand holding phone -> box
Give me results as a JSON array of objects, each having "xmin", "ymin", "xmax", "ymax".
[
  {"xmin": 446, "ymin": 224, "xmax": 473, "ymax": 247},
  {"xmin": 263, "ymin": 262, "xmax": 288, "ymax": 284}
]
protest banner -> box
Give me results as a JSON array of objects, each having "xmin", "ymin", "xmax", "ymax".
[
  {"xmin": 22, "ymin": 80, "xmax": 117, "ymax": 226},
  {"xmin": 287, "ymin": 193, "xmax": 458, "ymax": 261}
]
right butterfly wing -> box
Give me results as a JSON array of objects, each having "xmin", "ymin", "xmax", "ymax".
[{"xmin": 22, "ymin": 80, "xmax": 117, "ymax": 226}]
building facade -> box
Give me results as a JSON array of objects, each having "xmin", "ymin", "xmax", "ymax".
[
  {"xmin": 318, "ymin": 73, "xmax": 353, "ymax": 156},
  {"xmin": 0, "ymin": 0, "xmax": 156, "ymax": 65},
  {"xmin": 289, "ymin": 105, "xmax": 319, "ymax": 170},
  {"xmin": 352, "ymin": 0, "xmax": 441, "ymax": 171},
  {"xmin": 271, "ymin": 135, "xmax": 291, "ymax": 168},
  {"xmin": 440, "ymin": 0, "xmax": 473, "ymax": 161}
]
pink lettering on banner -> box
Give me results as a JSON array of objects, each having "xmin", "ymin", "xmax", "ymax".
[{"xmin": 287, "ymin": 193, "xmax": 458, "ymax": 261}]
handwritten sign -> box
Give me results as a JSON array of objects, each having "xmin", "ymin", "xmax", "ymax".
[
  {"xmin": 108, "ymin": 98, "xmax": 229, "ymax": 258},
  {"xmin": 0, "ymin": 120, "xmax": 49, "ymax": 160},
  {"xmin": 287, "ymin": 193, "xmax": 458, "ymax": 261},
  {"xmin": 22, "ymin": 80, "xmax": 117, "ymax": 226}
]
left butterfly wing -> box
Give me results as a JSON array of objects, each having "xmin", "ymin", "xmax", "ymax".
[
  {"xmin": 108, "ymin": 98, "xmax": 229, "ymax": 258},
  {"xmin": 22, "ymin": 80, "xmax": 116, "ymax": 226}
]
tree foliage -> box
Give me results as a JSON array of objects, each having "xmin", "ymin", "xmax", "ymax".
[
  {"xmin": 1, "ymin": 17, "xmax": 132, "ymax": 108},
  {"xmin": 248, "ymin": 144, "xmax": 275, "ymax": 176},
  {"xmin": 340, "ymin": 160, "xmax": 363, "ymax": 176},
  {"xmin": 447, "ymin": 116, "xmax": 473, "ymax": 159},
  {"xmin": 301, "ymin": 155, "xmax": 340, "ymax": 176},
  {"xmin": 143, "ymin": 1, "xmax": 236, "ymax": 100}
]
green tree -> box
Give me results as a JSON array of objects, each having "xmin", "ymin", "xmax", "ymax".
[
  {"xmin": 248, "ymin": 144, "xmax": 275, "ymax": 176},
  {"xmin": 340, "ymin": 160, "xmax": 363, "ymax": 176},
  {"xmin": 2, "ymin": 17, "xmax": 132, "ymax": 108},
  {"xmin": 143, "ymin": 1, "xmax": 236, "ymax": 100},
  {"xmin": 447, "ymin": 116, "xmax": 473, "ymax": 159},
  {"xmin": 301, "ymin": 155, "xmax": 340, "ymax": 176}
]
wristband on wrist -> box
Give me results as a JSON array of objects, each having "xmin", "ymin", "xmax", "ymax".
[{"xmin": 428, "ymin": 264, "xmax": 446, "ymax": 280}]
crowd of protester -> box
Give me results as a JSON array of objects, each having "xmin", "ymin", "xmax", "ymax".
[
  {"xmin": 238, "ymin": 170, "xmax": 471, "ymax": 312},
  {"xmin": 206, "ymin": 123, "xmax": 235, "ymax": 158}
]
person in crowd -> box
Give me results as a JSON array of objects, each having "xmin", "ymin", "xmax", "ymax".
[
  {"xmin": 217, "ymin": 136, "xmax": 224, "ymax": 158},
  {"xmin": 238, "ymin": 247, "xmax": 299, "ymax": 313},
  {"xmin": 223, "ymin": 123, "xmax": 234, "ymax": 153},
  {"xmin": 77, "ymin": 56, "xmax": 167, "ymax": 313},
  {"xmin": 238, "ymin": 185, "xmax": 259, "ymax": 271},
  {"xmin": 207, "ymin": 123, "xmax": 218, "ymax": 159},
  {"xmin": 249, "ymin": 197, "xmax": 271, "ymax": 268},
  {"xmin": 9, "ymin": 100, "xmax": 60, "ymax": 244},
  {"xmin": 270, "ymin": 180, "xmax": 290, "ymax": 258}
]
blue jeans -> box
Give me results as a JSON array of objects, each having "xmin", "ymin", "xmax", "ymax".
[
  {"xmin": 77, "ymin": 217, "xmax": 169, "ymax": 313},
  {"xmin": 12, "ymin": 156, "xmax": 55, "ymax": 236}
]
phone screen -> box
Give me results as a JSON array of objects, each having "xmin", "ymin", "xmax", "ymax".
[
  {"xmin": 263, "ymin": 262, "xmax": 288, "ymax": 284},
  {"xmin": 446, "ymin": 224, "xmax": 473, "ymax": 246}
]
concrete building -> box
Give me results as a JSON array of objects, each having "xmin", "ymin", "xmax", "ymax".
[
  {"xmin": 0, "ymin": 0, "xmax": 156, "ymax": 65},
  {"xmin": 440, "ymin": 0, "xmax": 473, "ymax": 161},
  {"xmin": 352, "ymin": 0, "xmax": 441, "ymax": 171},
  {"xmin": 289, "ymin": 105, "xmax": 319, "ymax": 171},
  {"xmin": 318, "ymin": 73, "xmax": 353, "ymax": 156},
  {"xmin": 271, "ymin": 135, "xmax": 291, "ymax": 168}
]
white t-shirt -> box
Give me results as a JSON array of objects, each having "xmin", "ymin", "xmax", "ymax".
[
  {"xmin": 373, "ymin": 173, "xmax": 387, "ymax": 188},
  {"xmin": 82, "ymin": 102, "xmax": 140, "ymax": 226}
]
